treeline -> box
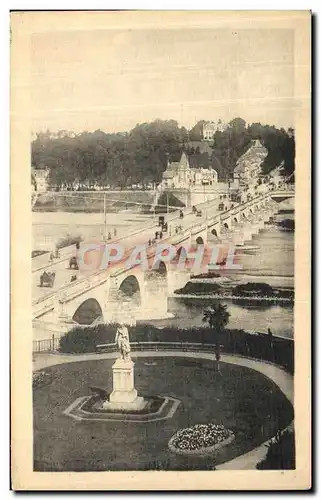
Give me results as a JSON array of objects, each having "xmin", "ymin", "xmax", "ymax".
[{"xmin": 31, "ymin": 118, "xmax": 295, "ymax": 188}]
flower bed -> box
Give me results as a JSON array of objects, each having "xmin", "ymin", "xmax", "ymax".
[
  {"xmin": 33, "ymin": 371, "xmax": 52, "ymax": 389},
  {"xmin": 168, "ymin": 423, "xmax": 235, "ymax": 456}
]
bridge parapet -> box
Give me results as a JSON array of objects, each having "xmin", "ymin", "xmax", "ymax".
[
  {"xmin": 207, "ymin": 216, "xmax": 220, "ymax": 228},
  {"xmin": 190, "ymin": 223, "xmax": 207, "ymax": 235},
  {"xmin": 220, "ymin": 211, "xmax": 232, "ymax": 221}
]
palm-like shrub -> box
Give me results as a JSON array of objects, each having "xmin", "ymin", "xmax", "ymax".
[{"xmin": 202, "ymin": 303, "xmax": 230, "ymax": 370}]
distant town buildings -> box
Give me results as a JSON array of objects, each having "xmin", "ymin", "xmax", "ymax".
[
  {"xmin": 160, "ymin": 152, "xmax": 218, "ymax": 190},
  {"xmin": 202, "ymin": 120, "xmax": 227, "ymax": 141},
  {"xmin": 233, "ymin": 140, "xmax": 268, "ymax": 187},
  {"xmin": 31, "ymin": 166, "xmax": 50, "ymax": 192}
]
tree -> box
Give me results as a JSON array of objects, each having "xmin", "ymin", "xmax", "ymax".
[
  {"xmin": 31, "ymin": 118, "xmax": 295, "ymax": 188},
  {"xmin": 31, "ymin": 171, "xmax": 37, "ymax": 191},
  {"xmin": 189, "ymin": 120, "xmax": 206, "ymax": 141},
  {"xmin": 202, "ymin": 303, "xmax": 230, "ymax": 372},
  {"xmin": 229, "ymin": 117, "xmax": 246, "ymax": 132}
]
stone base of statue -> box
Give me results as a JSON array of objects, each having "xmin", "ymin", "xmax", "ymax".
[{"xmin": 102, "ymin": 358, "xmax": 146, "ymax": 411}]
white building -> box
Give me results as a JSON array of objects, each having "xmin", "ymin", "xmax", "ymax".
[
  {"xmin": 202, "ymin": 120, "xmax": 227, "ymax": 141},
  {"xmin": 161, "ymin": 152, "xmax": 218, "ymax": 190},
  {"xmin": 233, "ymin": 140, "xmax": 268, "ymax": 188},
  {"xmin": 31, "ymin": 167, "xmax": 50, "ymax": 192},
  {"xmin": 194, "ymin": 168, "xmax": 218, "ymax": 185}
]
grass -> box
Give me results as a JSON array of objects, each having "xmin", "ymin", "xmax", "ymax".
[{"xmin": 33, "ymin": 357, "xmax": 293, "ymax": 471}]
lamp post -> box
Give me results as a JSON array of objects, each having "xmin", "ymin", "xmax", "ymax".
[{"xmin": 103, "ymin": 192, "xmax": 107, "ymax": 242}]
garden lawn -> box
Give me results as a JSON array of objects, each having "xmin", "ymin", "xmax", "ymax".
[{"xmin": 33, "ymin": 356, "xmax": 293, "ymax": 471}]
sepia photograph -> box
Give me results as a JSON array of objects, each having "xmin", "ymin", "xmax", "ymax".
[{"xmin": 10, "ymin": 10, "xmax": 311, "ymax": 490}]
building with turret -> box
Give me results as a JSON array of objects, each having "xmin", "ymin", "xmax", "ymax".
[{"xmin": 160, "ymin": 152, "xmax": 218, "ymax": 190}]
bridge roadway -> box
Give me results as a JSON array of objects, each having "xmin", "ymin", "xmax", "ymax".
[{"xmin": 32, "ymin": 195, "xmax": 224, "ymax": 303}]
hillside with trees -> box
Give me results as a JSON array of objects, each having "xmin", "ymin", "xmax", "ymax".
[
  {"xmin": 31, "ymin": 118, "xmax": 295, "ymax": 189},
  {"xmin": 211, "ymin": 118, "xmax": 295, "ymax": 180}
]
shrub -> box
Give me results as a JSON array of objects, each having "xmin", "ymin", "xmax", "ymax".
[
  {"xmin": 59, "ymin": 323, "xmax": 120, "ymax": 353},
  {"xmin": 257, "ymin": 430, "xmax": 295, "ymax": 470},
  {"xmin": 190, "ymin": 272, "xmax": 221, "ymax": 279},
  {"xmin": 233, "ymin": 282, "xmax": 274, "ymax": 296},
  {"xmin": 56, "ymin": 234, "xmax": 83, "ymax": 250},
  {"xmin": 174, "ymin": 282, "xmax": 222, "ymax": 295},
  {"xmin": 278, "ymin": 219, "xmax": 295, "ymax": 231},
  {"xmin": 33, "ymin": 370, "xmax": 52, "ymax": 389}
]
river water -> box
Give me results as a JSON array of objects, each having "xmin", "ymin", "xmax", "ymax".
[{"xmin": 154, "ymin": 208, "xmax": 295, "ymax": 339}]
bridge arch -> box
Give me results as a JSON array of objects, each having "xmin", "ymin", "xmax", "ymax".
[
  {"xmin": 145, "ymin": 261, "xmax": 167, "ymax": 289},
  {"xmin": 118, "ymin": 275, "xmax": 141, "ymax": 305},
  {"xmin": 211, "ymin": 228, "xmax": 218, "ymax": 238},
  {"xmin": 233, "ymin": 217, "xmax": 238, "ymax": 224},
  {"xmin": 72, "ymin": 298, "xmax": 103, "ymax": 325},
  {"xmin": 176, "ymin": 246, "xmax": 187, "ymax": 261},
  {"xmin": 196, "ymin": 236, "xmax": 204, "ymax": 245},
  {"xmin": 146, "ymin": 260, "xmax": 167, "ymax": 278},
  {"xmin": 223, "ymin": 222, "xmax": 230, "ymax": 230}
]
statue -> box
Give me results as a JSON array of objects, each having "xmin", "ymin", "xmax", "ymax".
[{"xmin": 115, "ymin": 324, "xmax": 131, "ymax": 361}]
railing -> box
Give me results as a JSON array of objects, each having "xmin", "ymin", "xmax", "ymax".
[
  {"xmin": 32, "ymin": 337, "xmax": 293, "ymax": 374},
  {"xmin": 33, "ymin": 334, "xmax": 60, "ymax": 353},
  {"xmin": 33, "ymin": 336, "xmax": 292, "ymax": 353}
]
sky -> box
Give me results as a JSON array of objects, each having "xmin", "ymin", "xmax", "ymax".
[{"xmin": 30, "ymin": 27, "xmax": 296, "ymax": 134}]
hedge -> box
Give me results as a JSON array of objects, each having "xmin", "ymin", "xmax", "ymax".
[
  {"xmin": 256, "ymin": 430, "xmax": 295, "ymax": 469},
  {"xmin": 58, "ymin": 323, "xmax": 294, "ymax": 374}
]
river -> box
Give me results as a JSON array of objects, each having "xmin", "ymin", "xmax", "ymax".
[{"xmin": 151, "ymin": 207, "xmax": 295, "ymax": 339}]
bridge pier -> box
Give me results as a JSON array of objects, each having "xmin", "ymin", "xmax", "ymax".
[
  {"xmin": 220, "ymin": 229, "xmax": 234, "ymax": 244},
  {"xmin": 139, "ymin": 272, "xmax": 169, "ymax": 320},
  {"xmin": 168, "ymin": 269, "xmax": 191, "ymax": 295},
  {"xmin": 231, "ymin": 224, "xmax": 247, "ymax": 246}
]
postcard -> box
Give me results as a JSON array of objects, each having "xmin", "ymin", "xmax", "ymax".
[{"xmin": 11, "ymin": 10, "xmax": 311, "ymax": 490}]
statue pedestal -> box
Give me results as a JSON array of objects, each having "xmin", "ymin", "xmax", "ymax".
[{"xmin": 103, "ymin": 358, "xmax": 145, "ymax": 411}]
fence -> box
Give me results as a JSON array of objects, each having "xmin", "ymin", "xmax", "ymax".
[{"xmin": 33, "ymin": 335, "xmax": 60, "ymax": 353}]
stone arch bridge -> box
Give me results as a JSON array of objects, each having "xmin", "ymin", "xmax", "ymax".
[{"xmin": 32, "ymin": 190, "xmax": 291, "ymax": 332}]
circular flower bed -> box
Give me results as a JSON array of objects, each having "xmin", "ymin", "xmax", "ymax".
[{"xmin": 169, "ymin": 423, "xmax": 235, "ymax": 456}]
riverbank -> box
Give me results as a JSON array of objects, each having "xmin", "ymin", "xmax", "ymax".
[{"xmin": 32, "ymin": 190, "xmax": 156, "ymax": 213}]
